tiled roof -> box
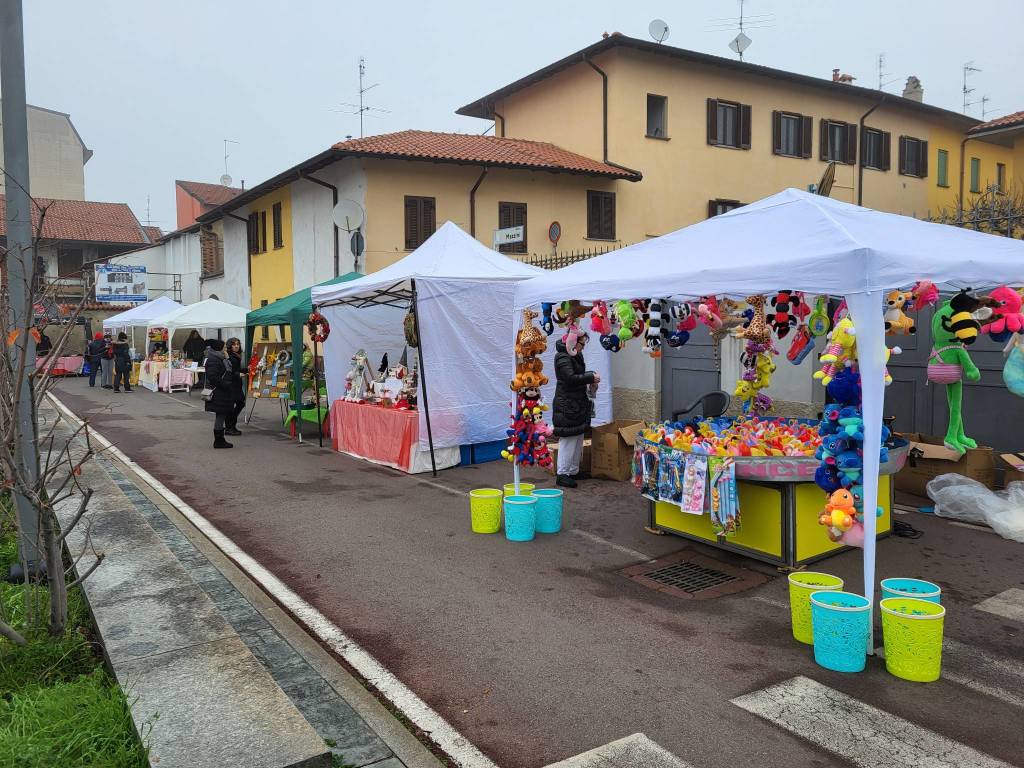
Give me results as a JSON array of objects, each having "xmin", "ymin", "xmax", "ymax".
[
  {"xmin": 143, "ymin": 225, "xmax": 162, "ymax": 243},
  {"xmin": 332, "ymin": 130, "xmax": 641, "ymax": 179},
  {"xmin": 0, "ymin": 195, "xmax": 147, "ymax": 244},
  {"xmin": 176, "ymin": 179, "xmax": 244, "ymax": 207},
  {"xmin": 968, "ymin": 110, "xmax": 1024, "ymax": 134}
]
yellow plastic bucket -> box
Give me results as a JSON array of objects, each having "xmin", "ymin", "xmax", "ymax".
[
  {"xmin": 881, "ymin": 597, "xmax": 946, "ymax": 682},
  {"xmin": 469, "ymin": 488, "xmax": 502, "ymax": 534},
  {"xmin": 503, "ymin": 482, "xmax": 535, "ymax": 497},
  {"xmin": 788, "ymin": 571, "xmax": 844, "ymax": 644}
]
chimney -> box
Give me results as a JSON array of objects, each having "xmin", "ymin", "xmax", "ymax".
[
  {"xmin": 832, "ymin": 68, "xmax": 856, "ymax": 84},
  {"xmin": 902, "ymin": 75, "xmax": 924, "ymax": 102},
  {"xmin": 832, "ymin": 68, "xmax": 840, "ymax": 82}
]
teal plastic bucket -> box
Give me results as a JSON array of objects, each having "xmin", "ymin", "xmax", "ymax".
[
  {"xmin": 503, "ymin": 495, "xmax": 537, "ymax": 542},
  {"xmin": 881, "ymin": 578, "xmax": 941, "ymax": 604},
  {"xmin": 810, "ymin": 591, "xmax": 872, "ymax": 673},
  {"xmin": 532, "ymin": 489, "xmax": 564, "ymax": 534}
]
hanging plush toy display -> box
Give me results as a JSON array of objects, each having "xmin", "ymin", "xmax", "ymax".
[
  {"xmin": 668, "ymin": 302, "xmax": 697, "ymax": 348},
  {"xmin": 807, "ymin": 295, "xmax": 831, "ymax": 337},
  {"xmin": 883, "ymin": 290, "xmax": 917, "ymax": 336},
  {"xmin": 769, "ymin": 290, "xmax": 799, "ymax": 338},
  {"xmin": 504, "ymin": 309, "xmax": 554, "ymax": 470},
  {"xmin": 980, "ymin": 286, "xmax": 1024, "ymax": 342},
  {"xmin": 644, "ymin": 298, "xmax": 669, "ymax": 357},
  {"xmin": 929, "ymin": 289, "xmax": 985, "ymax": 454}
]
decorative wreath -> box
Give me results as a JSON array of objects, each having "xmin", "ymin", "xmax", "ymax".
[{"xmin": 307, "ymin": 311, "xmax": 330, "ymax": 343}]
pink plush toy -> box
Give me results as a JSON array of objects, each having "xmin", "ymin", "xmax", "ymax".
[
  {"xmin": 696, "ymin": 296, "xmax": 723, "ymax": 330},
  {"xmin": 589, "ymin": 300, "xmax": 612, "ymax": 335},
  {"xmin": 911, "ymin": 280, "xmax": 939, "ymax": 311},
  {"xmin": 981, "ymin": 286, "xmax": 1024, "ymax": 335}
]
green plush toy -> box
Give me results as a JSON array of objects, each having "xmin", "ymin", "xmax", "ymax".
[{"xmin": 929, "ymin": 290, "xmax": 983, "ymax": 454}]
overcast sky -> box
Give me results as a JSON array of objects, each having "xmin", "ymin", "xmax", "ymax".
[{"xmin": 22, "ymin": 0, "xmax": 1024, "ymax": 231}]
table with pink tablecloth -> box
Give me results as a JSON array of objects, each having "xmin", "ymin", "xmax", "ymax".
[
  {"xmin": 139, "ymin": 360, "xmax": 196, "ymax": 392},
  {"xmin": 35, "ymin": 355, "xmax": 84, "ymax": 376},
  {"xmin": 329, "ymin": 400, "xmax": 459, "ymax": 474}
]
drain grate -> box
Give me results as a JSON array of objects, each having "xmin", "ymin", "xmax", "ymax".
[{"xmin": 642, "ymin": 561, "xmax": 739, "ymax": 594}]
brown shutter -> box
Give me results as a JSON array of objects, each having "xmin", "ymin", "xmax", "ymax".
[
  {"xmin": 845, "ymin": 123, "xmax": 857, "ymax": 165},
  {"xmin": 739, "ymin": 104, "xmax": 752, "ymax": 149},
  {"xmin": 422, "ymin": 197, "xmax": 436, "ymax": 240},
  {"xmin": 404, "ymin": 197, "xmax": 418, "ymax": 249},
  {"xmin": 708, "ymin": 200, "xmax": 717, "ymax": 218},
  {"xmin": 498, "ymin": 202, "xmax": 511, "ymax": 230},
  {"xmin": 918, "ymin": 140, "xmax": 928, "ymax": 178},
  {"xmin": 259, "ymin": 211, "xmax": 267, "ymax": 252},
  {"xmin": 707, "ymin": 98, "xmax": 719, "ymax": 145},
  {"xmin": 881, "ymin": 131, "xmax": 891, "ymax": 171},
  {"xmin": 801, "ymin": 115, "xmax": 813, "ymax": 158},
  {"xmin": 819, "ymin": 120, "xmax": 829, "ymax": 161},
  {"xmin": 898, "ymin": 136, "xmax": 907, "ymax": 175},
  {"xmin": 771, "ymin": 111, "xmax": 782, "ymax": 155}
]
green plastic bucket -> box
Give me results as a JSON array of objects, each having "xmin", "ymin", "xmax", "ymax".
[
  {"xmin": 788, "ymin": 571, "xmax": 844, "ymax": 644},
  {"xmin": 469, "ymin": 489, "xmax": 502, "ymax": 534},
  {"xmin": 881, "ymin": 597, "xmax": 946, "ymax": 682},
  {"xmin": 503, "ymin": 482, "xmax": 535, "ymax": 497}
]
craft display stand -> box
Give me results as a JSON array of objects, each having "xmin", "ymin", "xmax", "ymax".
[
  {"xmin": 645, "ymin": 439, "xmax": 909, "ymax": 568},
  {"xmin": 245, "ymin": 342, "xmax": 294, "ymax": 424}
]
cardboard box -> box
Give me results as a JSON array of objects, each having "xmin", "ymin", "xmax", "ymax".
[
  {"xmin": 999, "ymin": 453, "xmax": 1024, "ymax": 486},
  {"xmin": 551, "ymin": 438, "xmax": 591, "ymax": 473},
  {"xmin": 590, "ymin": 420, "xmax": 643, "ymax": 481},
  {"xmin": 895, "ymin": 432, "xmax": 995, "ymax": 497}
]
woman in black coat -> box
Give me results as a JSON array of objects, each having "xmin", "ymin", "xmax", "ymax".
[
  {"xmin": 203, "ymin": 339, "xmax": 236, "ymax": 449},
  {"xmin": 111, "ymin": 332, "xmax": 132, "ymax": 392},
  {"xmin": 224, "ymin": 337, "xmax": 246, "ymax": 436},
  {"xmin": 552, "ymin": 332, "xmax": 599, "ymax": 488}
]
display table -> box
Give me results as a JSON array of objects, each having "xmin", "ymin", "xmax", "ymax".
[
  {"xmin": 647, "ymin": 442, "xmax": 909, "ymax": 568},
  {"xmin": 35, "ymin": 355, "xmax": 83, "ymax": 376},
  {"xmin": 139, "ymin": 361, "xmax": 196, "ymax": 393},
  {"xmin": 329, "ymin": 400, "xmax": 459, "ymax": 474}
]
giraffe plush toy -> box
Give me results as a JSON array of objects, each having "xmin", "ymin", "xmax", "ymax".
[{"xmin": 733, "ymin": 295, "xmax": 771, "ymax": 345}]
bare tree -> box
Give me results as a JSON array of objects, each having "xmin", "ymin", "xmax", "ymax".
[
  {"xmin": 931, "ymin": 184, "xmax": 1024, "ymax": 240},
  {"xmin": 0, "ymin": 196, "xmax": 104, "ymax": 643}
]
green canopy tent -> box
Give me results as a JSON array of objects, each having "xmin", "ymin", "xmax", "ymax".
[{"xmin": 245, "ymin": 272, "xmax": 361, "ymax": 441}]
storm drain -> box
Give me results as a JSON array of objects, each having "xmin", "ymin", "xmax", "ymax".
[{"xmin": 642, "ymin": 561, "xmax": 739, "ymax": 593}]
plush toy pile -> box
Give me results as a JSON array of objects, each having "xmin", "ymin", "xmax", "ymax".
[
  {"xmin": 641, "ymin": 416, "xmax": 820, "ymax": 457},
  {"xmin": 503, "ymin": 309, "xmax": 553, "ymax": 469}
]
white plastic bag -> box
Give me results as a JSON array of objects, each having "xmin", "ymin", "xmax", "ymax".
[{"xmin": 927, "ymin": 473, "xmax": 1024, "ymax": 543}]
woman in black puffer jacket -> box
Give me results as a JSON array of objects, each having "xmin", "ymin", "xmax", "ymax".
[
  {"xmin": 552, "ymin": 332, "xmax": 598, "ymax": 488},
  {"xmin": 203, "ymin": 339, "xmax": 235, "ymax": 449}
]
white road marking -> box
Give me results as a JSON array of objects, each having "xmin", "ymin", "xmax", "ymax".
[
  {"xmin": 976, "ymin": 588, "xmax": 1024, "ymax": 622},
  {"xmin": 732, "ymin": 676, "xmax": 1013, "ymax": 768},
  {"xmin": 543, "ymin": 733, "xmax": 695, "ymax": 768},
  {"xmin": 751, "ymin": 594, "xmax": 789, "ymax": 610},
  {"xmin": 569, "ymin": 528, "xmax": 653, "ymax": 562},
  {"xmin": 49, "ymin": 394, "xmax": 497, "ymax": 768}
]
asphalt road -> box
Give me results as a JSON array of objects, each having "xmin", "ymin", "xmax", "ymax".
[{"xmin": 53, "ymin": 379, "xmax": 1024, "ymax": 768}]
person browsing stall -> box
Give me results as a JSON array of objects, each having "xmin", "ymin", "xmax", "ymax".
[
  {"xmin": 111, "ymin": 332, "xmax": 132, "ymax": 392},
  {"xmin": 203, "ymin": 339, "xmax": 236, "ymax": 449},
  {"xmin": 224, "ymin": 337, "xmax": 246, "ymax": 436},
  {"xmin": 85, "ymin": 332, "xmax": 106, "ymax": 388},
  {"xmin": 552, "ymin": 329, "xmax": 598, "ymax": 488}
]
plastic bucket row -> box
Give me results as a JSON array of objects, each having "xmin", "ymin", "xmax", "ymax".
[
  {"xmin": 788, "ymin": 572, "xmax": 945, "ymax": 681},
  {"xmin": 469, "ymin": 485, "xmax": 563, "ymax": 541}
]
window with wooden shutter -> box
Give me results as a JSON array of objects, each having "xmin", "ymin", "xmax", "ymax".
[
  {"xmin": 821, "ymin": 120, "xmax": 856, "ymax": 165},
  {"xmin": 708, "ymin": 99, "xmax": 747, "ymax": 148},
  {"xmin": 970, "ymin": 157, "xmax": 981, "ymax": 192},
  {"xmin": 587, "ymin": 190, "xmax": 615, "ymax": 240},
  {"xmin": 259, "ymin": 211, "xmax": 267, "ymax": 253},
  {"xmin": 707, "ymin": 199, "xmax": 744, "ymax": 218},
  {"xmin": 801, "ymin": 115, "xmax": 812, "ymax": 158},
  {"xmin": 936, "ymin": 149, "xmax": 949, "ymax": 187},
  {"xmin": 739, "ymin": 104, "xmax": 751, "ymax": 149},
  {"xmin": 844, "ymin": 124, "xmax": 857, "ymax": 165},
  {"xmin": 861, "ymin": 128, "xmax": 890, "ymax": 171},
  {"xmin": 200, "ymin": 225, "xmax": 224, "ymax": 277},
  {"xmin": 404, "ymin": 196, "xmax": 436, "ymax": 249},
  {"xmin": 497, "ymin": 202, "xmax": 527, "ymax": 253},
  {"xmin": 272, "ymin": 202, "xmax": 283, "ymax": 249},
  {"xmin": 706, "ymin": 98, "xmax": 718, "ymax": 145},
  {"xmin": 247, "ymin": 213, "xmax": 259, "ymax": 255},
  {"xmin": 898, "ymin": 136, "xmax": 927, "ymax": 178},
  {"xmin": 773, "ymin": 111, "xmax": 806, "ymax": 158}
]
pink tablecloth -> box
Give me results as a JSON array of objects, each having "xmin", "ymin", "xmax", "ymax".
[
  {"xmin": 157, "ymin": 368, "xmax": 195, "ymax": 391},
  {"xmin": 35, "ymin": 355, "xmax": 84, "ymax": 376},
  {"xmin": 330, "ymin": 400, "xmax": 418, "ymax": 471}
]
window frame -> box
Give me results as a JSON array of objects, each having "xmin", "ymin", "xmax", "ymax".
[
  {"xmin": 404, "ymin": 195, "xmax": 436, "ymax": 250},
  {"xmin": 707, "ymin": 98, "xmax": 751, "ymax": 150},
  {"xmin": 819, "ymin": 119, "xmax": 857, "ymax": 165},
  {"xmin": 969, "ymin": 157, "xmax": 981, "ymax": 193},
  {"xmin": 997, "ymin": 162, "xmax": 1006, "ymax": 194},
  {"xmin": 586, "ymin": 190, "xmax": 616, "ymax": 240},
  {"xmin": 936, "ymin": 148, "xmax": 950, "ymax": 188},
  {"xmin": 497, "ymin": 201, "xmax": 528, "ymax": 254},
  {"xmin": 717, "ymin": 101, "xmax": 739, "ymax": 147},
  {"xmin": 898, "ymin": 135, "xmax": 928, "ymax": 179},
  {"xmin": 272, "ymin": 202, "xmax": 283, "ymax": 249},
  {"xmin": 778, "ymin": 113, "xmax": 800, "ymax": 157},
  {"xmin": 247, "ymin": 212, "xmax": 259, "ymax": 256},
  {"xmin": 861, "ymin": 127, "xmax": 891, "ymax": 171},
  {"xmin": 707, "ymin": 199, "xmax": 745, "ymax": 218},
  {"xmin": 646, "ymin": 93, "xmax": 668, "ymax": 139},
  {"xmin": 200, "ymin": 224, "xmax": 224, "ymax": 278}
]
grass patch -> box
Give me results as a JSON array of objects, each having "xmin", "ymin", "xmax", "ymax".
[{"xmin": 0, "ymin": 515, "xmax": 148, "ymax": 767}]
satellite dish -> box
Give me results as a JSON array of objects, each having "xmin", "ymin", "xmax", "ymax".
[
  {"xmin": 729, "ymin": 32, "xmax": 752, "ymax": 56},
  {"xmin": 649, "ymin": 19, "xmax": 670, "ymax": 44},
  {"xmin": 332, "ymin": 198, "xmax": 365, "ymax": 233},
  {"xmin": 220, "ymin": 173, "xmax": 233, "ymax": 187}
]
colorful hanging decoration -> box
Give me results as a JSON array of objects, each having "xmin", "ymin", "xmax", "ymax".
[
  {"xmin": 306, "ymin": 311, "xmax": 330, "ymax": 342},
  {"xmin": 929, "ymin": 290, "xmax": 984, "ymax": 454},
  {"xmin": 980, "ymin": 286, "xmax": 1024, "ymax": 342},
  {"xmin": 807, "ymin": 295, "xmax": 831, "ymax": 337},
  {"xmin": 504, "ymin": 309, "xmax": 553, "ymax": 470},
  {"xmin": 883, "ymin": 290, "xmax": 917, "ymax": 336}
]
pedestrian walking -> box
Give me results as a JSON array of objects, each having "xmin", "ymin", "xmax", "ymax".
[
  {"xmin": 35, "ymin": 329, "xmax": 52, "ymax": 357},
  {"xmin": 203, "ymin": 339, "xmax": 236, "ymax": 449},
  {"xmin": 112, "ymin": 332, "xmax": 132, "ymax": 392},
  {"xmin": 552, "ymin": 330, "xmax": 598, "ymax": 488},
  {"xmin": 86, "ymin": 332, "xmax": 106, "ymax": 387},
  {"xmin": 99, "ymin": 332, "xmax": 114, "ymax": 389},
  {"xmin": 224, "ymin": 337, "xmax": 246, "ymax": 436}
]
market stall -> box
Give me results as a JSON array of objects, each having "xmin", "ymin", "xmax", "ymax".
[
  {"xmin": 514, "ymin": 187, "xmax": 1024, "ymax": 612},
  {"xmin": 245, "ymin": 272, "xmax": 361, "ymax": 441},
  {"xmin": 144, "ymin": 298, "xmax": 248, "ymax": 393},
  {"xmin": 311, "ymin": 221, "xmax": 612, "ymax": 475},
  {"xmin": 35, "ymin": 354, "xmax": 83, "ymax": 376}
]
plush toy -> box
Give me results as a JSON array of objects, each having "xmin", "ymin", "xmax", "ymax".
[
  {"xmin": 826, "ymin": 367, "xmax": 862, "ymax": 406},
  {"xmin": 512, "ymin": 308, "xmax": 550, "ymax": 391},
  {"xmin": 929, "ymin": 290, "xmax": 983, "ymax": 454},
  {"xmin": 614, "ymin": 300, "xmax": 637, "ymax": 343},
  {"xmin": 884, "ymin": 289, "xmax": 916, "ymax": 335},
  {"xmin": 590, "ymin": 300, "xmax": 612, "ymax": 335},
  {"xmin": 667, "ymin": 303, "xmax": 697, "ymax": 348},
  {"xmin": 540, "ymin": 303, "xmax": 555, "ymax": 336},
  {"xmin": 911, "ymin": 280, "xmax": 939, "ymax": 311},
  {"xmin": 814, "ymin": 317, "xmax": 857, "ymax": 386},
  {"xmin": 807, "ymin": 295, "xmax": 831, "ymax": 337},
  {"xmin": 644, "ymin": 298, "xmax": 669, "ymax": 357},
  {"xmin": 769, "ymin": 290, "xmax": 799, "ymax": 338},
  {"xmin": 815, "ymin": 463, "xmax": 842, "ymax": 493},
  {"xmin": 733, "ymin": 295, "xmax": 770, "ymax": 344},
  {"xmin": 980, "ymin": 286, "xmax": 1024, "ymax": 341},
  {"xmin": 696, "ymin": 296, "xmax": 723, "ymax": 330}
]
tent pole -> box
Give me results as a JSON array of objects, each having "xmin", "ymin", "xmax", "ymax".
[
  {"xmin": 410, "ymin": 279, "xmax": 437, "ymax": 477},
  {"xmin": 313, "ymin": 333, "xmax": 323, "ymax": 448}
]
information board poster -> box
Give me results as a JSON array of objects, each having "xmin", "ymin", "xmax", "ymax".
[{"xmin": 95, "ymin": 264, "xmax": 147, "ymax": 304}]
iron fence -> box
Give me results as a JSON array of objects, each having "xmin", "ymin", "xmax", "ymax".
[
  {"xmin": 516, "ymin": 242, "xmax": 625, "ymax": 270},
  {"xmin": 928, "ymin": 186, "xmax": 1024, "ymax": 240}
]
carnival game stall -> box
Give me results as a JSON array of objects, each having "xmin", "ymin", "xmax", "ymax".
[
  {"xmin": 143, "ymin": 299, "xmax": 248, "ymax": 392},
  {"xmin": 514, "ymin": 188, "xmax": 1024, "ymax": 617},
  {"xmin": 244, "ymin": 273, "xmax": 361, "ymax": 441},
  {"xmin": 311, "ymin": 221, "xmax": 612, "ymax": 475}
]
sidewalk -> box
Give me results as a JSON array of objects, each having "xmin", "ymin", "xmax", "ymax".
[{"xmin": 47, "ymin": 396, "xmax": 442, "ymax": 768}]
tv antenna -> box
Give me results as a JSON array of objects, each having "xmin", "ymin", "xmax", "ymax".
[
  {"xmin": 962, "ymin": 61, "xmax": 982, "ymax": 113},
  {"xmin": 649, "ymin": 19, "xmax": 670, "ymax": 44},
  {"xmin": 981, "ymin": 95, "xmax": 994, "ymax": 119},
  {"xmin": 877, "ymin": 53, "xmax": 898, "ymax": 91},
  {"xmin": 145, "ymin": 195, "xmax": 151, "ymax": 226},
  {"xmin": 705, "ymin": 1, "xmax": 771, "ymax": 61},
  {"xmin": 222, "ymin": 138, "xmax": 239, "ymax": 186},
  {"xmin": 334, "ymin": 57, "xmax": 390, "ymax": 138}
]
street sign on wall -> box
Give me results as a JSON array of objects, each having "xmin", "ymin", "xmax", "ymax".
[
  {"xmin": 493, "ymin": 225, "xmax": 524, "ymax": 248},
  {"xmin": 95, "ymin": 264, "xmax": 147, "ymax": 304}
]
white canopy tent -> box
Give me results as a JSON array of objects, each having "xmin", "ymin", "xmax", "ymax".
[
  {"xmin": 145, "ymin": 298, "xmax": 249, "ymax": 357},
  {"xmin": 102, "ymin": 296, "xmax": 182, "ymax": 329},
  {"xmin": 311, "ymin": 221, "xmax": 613, "ymax": 474},
  {"xmin": 514, "ymin": 187, "xmax": 1024, "ymax": 612}
]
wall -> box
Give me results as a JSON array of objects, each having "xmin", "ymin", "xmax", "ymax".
[
  {"xmin": 116, "ymin": 231, "xmax": 202, "ymax": 304},
  {"xmin": 0, "ymin": 105, "xmax": 87, "ymax": 200},
  {"xmin": 247, "ymin": 187, "xmax": 295, "ymax": 313},
  {"xmin": 175, "ymin": 185, "xmax": 205, "ymax": 229},
  {"xmin": 201, "ymin": 216, "xmax": 250, "ymax": 309},
  {"xmin": 926, "ymin": 126, "xmax": 1016, "ymax": 215}
]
